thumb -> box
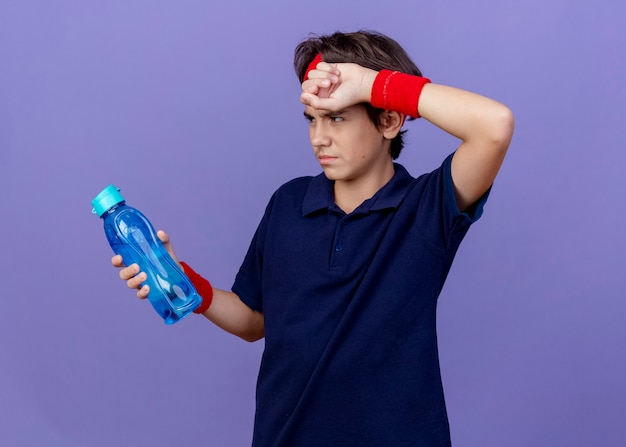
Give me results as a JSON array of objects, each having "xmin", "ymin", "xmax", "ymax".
[
  {"xmin": 300, "ymin": 92, "xmax": 331, "ymax": 109},
  {"xmin": 157, "ymin": 230, "xmax": 181, "ymax": 266},
  {"xmin": 300, "ymin": 93, "xmax": 339, "ymax": 111}
]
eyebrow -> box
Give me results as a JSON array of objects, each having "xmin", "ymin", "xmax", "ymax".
[{"xmin": 303, "ymin": 109, "xmax": 349, "ymax": 120}]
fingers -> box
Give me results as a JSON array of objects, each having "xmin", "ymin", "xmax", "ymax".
[
  {"xmin": 128, "ymin": 270, "xmax": 150, "ymax": 299},
  {"xmin": 300, "ymin": 79, "xmax": 338, "ymax": 107},
  {"xmin": 157, "ymin": 229, "xmax": 170, "ymax": 244},
  {"xmin": 303, "ymin": 77, "xmax": 334, "ymax": 92},
  {"xmin": 308, "ymin": 61, "xmax": 340, "ymax": 80},
  {"xmin": 137, "ymin": 285, "xmax": 150, "ymax": 299},
  {"xmin": 117, "ymin": 262, "xmax": 149, "ymax": 299},
  {"xmin": 301, "ymin": 63, "xmax": 347, "ymax": 109},
  {"xmin": 157, "ymin": 229, "xmax": 181, "ymax": 266},
  {"xmin": 305, "ymin": 74, "xmax": 338, "ymax": 91},
  {"xmin": 301, "ymin": 63, "xmax": 377, "ymax": 111},
  {"xmin": 119, "ymin": 262, "xmax": 139, "ymax": 280},
  {"xmin": 302, "ymin": 64, "xmax": 340, "ymax": 99},
  {"xmin": 123, "ymin": 268, "xmax": 146, "ymax": 289},
  {"xmin": 110, "ymin": 229, "xmax": 177, "ymax": 301}
]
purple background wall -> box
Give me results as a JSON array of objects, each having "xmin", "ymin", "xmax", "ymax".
[{"xmin": 1, "ymin": 1, "xmax": 624, "ymax": 446}]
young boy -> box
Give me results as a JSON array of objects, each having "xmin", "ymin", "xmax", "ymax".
[{"xmin": 114, "ymin": 31, "xmax": 514, "ymax": 446}]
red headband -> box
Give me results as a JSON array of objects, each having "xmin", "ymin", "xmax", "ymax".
[{"xmin": 303, "ymin": 53, "xmax": 323, "ymax": 81}]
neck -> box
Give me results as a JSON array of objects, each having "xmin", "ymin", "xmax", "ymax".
[{"xmin": 333, "ymin": 161, "xmax": 395, "ymax": 214}]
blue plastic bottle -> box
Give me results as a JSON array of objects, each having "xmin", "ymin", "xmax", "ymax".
[{"xmin": 92, "ymin": 185, "xmax": 201, "ymax": 324}]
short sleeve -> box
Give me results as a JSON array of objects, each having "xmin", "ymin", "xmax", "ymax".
[
  {"xmin": 442, "ymin": 152, "xmax": 491, "ymax": 224},
  {"xmin": 413, "ymin": 153, "xmax": 490, "ymax": 253}
]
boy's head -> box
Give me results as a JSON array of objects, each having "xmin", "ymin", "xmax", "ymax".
[{"xmin": 294, "ymin": 30, "xmax": 423, "ymax": 159}]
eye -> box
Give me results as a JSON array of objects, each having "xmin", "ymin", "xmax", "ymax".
[
  {"xmin": 304, "ymin": 115, "xmax": 316, "ymax": 124},
  {"xmin": 330, "ymin": 115, "xmax": 344, "ymax": 123}
]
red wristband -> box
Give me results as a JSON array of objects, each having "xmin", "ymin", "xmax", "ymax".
[
  {"xmin": 370, "ymin": 69, "xmax": 431, "ymax": 118},
  {"xmin": 180, "ymin": 261, "xmax": 213, "ymax": 314}
]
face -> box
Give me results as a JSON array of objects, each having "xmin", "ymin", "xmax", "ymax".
[{"xmin": 304, "ymin": 104, "xmax": 393, "ymax": 185}]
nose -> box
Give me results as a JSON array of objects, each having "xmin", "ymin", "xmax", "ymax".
[{"xmin": 310, "ymin": 121, "xmax": 331, "ymax": 148}]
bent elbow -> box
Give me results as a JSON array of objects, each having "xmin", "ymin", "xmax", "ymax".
[
  {"xmin": 491, "ymin": 105, "xmax": 515, "ymax": 151},
  {"xmin": 241, "ymin": 330, "xmax": 264, "ymax": 343}
]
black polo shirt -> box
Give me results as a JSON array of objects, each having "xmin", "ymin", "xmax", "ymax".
[{"xmin": 233, "ymin": 153, "xmax": 488, "ymax": 447}]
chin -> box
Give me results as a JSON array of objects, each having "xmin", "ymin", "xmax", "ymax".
[
  {"xmin": 320, "ymin": 165, "xmax": 346, "ymax": 180},
  {"xmin": 320, "ymin": 169, "xmax": 343, "ymax": 182}
]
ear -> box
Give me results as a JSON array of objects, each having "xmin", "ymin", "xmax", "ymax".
[{"xmin": 379, "ymin": 110, "xmax": 406, "ymax": 140}]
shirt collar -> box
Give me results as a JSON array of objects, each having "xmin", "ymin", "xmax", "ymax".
[{"xmin": 302, "ymin": 163, "xmax": 414, "ymax": 216}]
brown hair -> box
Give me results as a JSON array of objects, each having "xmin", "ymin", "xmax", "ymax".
[{"xmin": 294, "ymin": 30, "xmax": 424, "ymax": 159}]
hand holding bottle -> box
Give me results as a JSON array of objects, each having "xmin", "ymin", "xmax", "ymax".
[
  {"xmin": 93, "ymin": 184, "xmax": 201, "ymax": 324},
  {"xmin": 113, "ymin": 230, "xmax": 179, "ymax": 299}
]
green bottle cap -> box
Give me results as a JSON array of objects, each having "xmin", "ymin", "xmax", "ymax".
[{"xmin": 92, "ymin": 185, "xmax": 125, "ymax": 217}]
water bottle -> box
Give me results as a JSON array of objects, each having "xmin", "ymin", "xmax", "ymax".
[{"xmin": 92, "ymin": 185, "xmax": 201, "ymax": 324}]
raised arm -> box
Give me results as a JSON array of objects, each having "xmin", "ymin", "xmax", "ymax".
[
  {"xmin": 301, "ymin": 62, "xmax": 514, "ymax": 212},
  {"xmin": 417, "ymin": 84, "xmax": 514, "ymax": 211}
]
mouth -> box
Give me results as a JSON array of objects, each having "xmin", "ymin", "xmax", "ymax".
[{"xmin": 317, "ymin": 155, "xmax": 338, "ymax": 165}]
